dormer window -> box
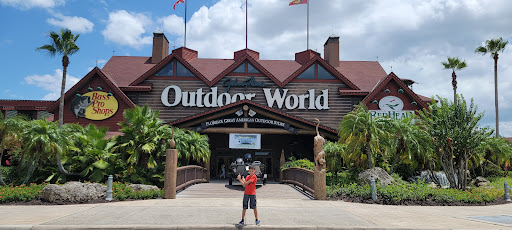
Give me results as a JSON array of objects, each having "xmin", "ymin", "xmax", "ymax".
[
  {"xmin": 155, "ymin": 60, "xmax": 195, "ymax": 77},
  {"xmin": 297, "ymin": 63, "xmax": 336, "ymax": 80},
  {"xmin": 233, "ymin": 61, "xmax": 260, "ymax": 74}
]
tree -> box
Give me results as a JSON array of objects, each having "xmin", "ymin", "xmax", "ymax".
[
  {"xmin": 36, "ymin": 28, "xmax": 80, "ymax": 176},
  {"xmin": 323, "ymin": 141, "xmax": 345, "ymax": 175},
  {"xmin": 418, "ymin": 95, "xmax": 492, "ymax": 189},
  {"xmin": 19, "ymin": 119, "xmax": 67, "ymax": 185},
  {"xmin": 441, "ymin": 57, "xmax": 467, "ymax": 104},
  {"xmin": 338, "ymin": 104, "xmax": 393, "ymax": 169},
  {"xmin": 116, "ymin": 105, "xmax": 168, "ymax": 173},
  {"xmin": 475, "ymin": 37, "xmax": 509, "ymax": 137},
  {"xmin": 472, "ymin": 137, "xmax": 512, "ymax": 177},
  {"xmin": 0, "ymin": 115, "xmax": 26, "ymax": 186},
  {"xmin": 387, "ymin": 115, "xmax": 434, "ymax": 174}
]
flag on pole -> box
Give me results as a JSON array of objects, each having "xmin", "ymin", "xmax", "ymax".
[
  {"xmin": 289, "ymin": 0, "xmax": 307, "ymax": 6},
  {"xmin": 173, "ymin": 0, "xmax": 184, "ymax": 9}
]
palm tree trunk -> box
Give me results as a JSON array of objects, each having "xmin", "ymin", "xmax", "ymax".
[
  {"xmin": 494, "ymin": 56, "xmax": 499, "ymax": 137},
  {"xmin": 365, "ymin": 144, "xmax": 372, "ymax": 169},
  {"xmin": 59, "ymin": 55, "xmax": 68, "ymax": 128},
  {"xmin": 56, "ymin": 151, "xmax": 79, "ymax": 176},
  {"xmin": 452, "ymin": 71, "xmax": 457, "ymax": 104}
]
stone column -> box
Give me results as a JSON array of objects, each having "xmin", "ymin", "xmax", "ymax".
[
  {"xmin": 279, "ymin": 149, "xmax": 285, "ymax": 183},
  {"xmin": 164, "ymin": 131, "xmax": 178, "ymax": 199}
]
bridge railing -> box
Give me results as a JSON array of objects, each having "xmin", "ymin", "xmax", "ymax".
[
  {"xmin": 281, "ymin": 167, "xmax": 314, "ymax": 195},
  {"xmin": 176, "ymin": 165, "xmax": 208, "ymax": 191}
]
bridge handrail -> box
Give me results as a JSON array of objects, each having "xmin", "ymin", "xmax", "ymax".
[
  {"xmin": 176, "ymin": 165, "xmax": 208, "ymax": 191},
  {"xmin": 281, "ymin": 167, "xmax": 314, "ymax": 195}
]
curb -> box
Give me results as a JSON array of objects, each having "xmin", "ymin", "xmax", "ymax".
[{"xmin": 0, "ymin": 225, "xmax": 452, "ymax": 230}]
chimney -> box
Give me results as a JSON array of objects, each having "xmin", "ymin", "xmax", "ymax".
[
  {"xmin": 152, "ymin": 30, "xmax": 169, "ymax": 64},
  {"xmin": 324, "ymin": 35, "xmax": 340, "ymax": 67}
]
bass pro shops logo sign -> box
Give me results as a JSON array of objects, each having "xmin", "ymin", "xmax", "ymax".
[{"xmin": 71, "ymin": 91, "xmax": 118, "ymax": 120}]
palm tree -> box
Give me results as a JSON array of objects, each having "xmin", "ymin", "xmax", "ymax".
[
  {"xmin": 36, "ymin": 28, "xmax": 80, "ymax": 128},
  {"xmin": 338, "ymin": 104, "xmax": 393, "ymax": 169},
  {"xmin": 388, "ymin": 115, "xmax": 434, "ymax": 174},
  {"xmin": 0, "ymin": 115, "xmax": 26, "ymax": 185},
  {"xmin": 441, "ymin": 57, "xmax": 467, "ymax": 104},
  {"xmin": 19, "ymin": 119, "xmax": 66, "ymax": 185},
  {"xmin": 116, "ymin": 105, "xmax": 168, "ymax": 172},
  {"xmin": 475, "ymin": 37, "xmax": 509, "ymax": 137}
]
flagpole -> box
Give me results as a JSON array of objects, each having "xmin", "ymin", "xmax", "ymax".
[
  {"xmin": 245, "ymin": 0, "xmax": 248, "ymax": 50},
  {"xmin": 307, "ymin": 0, "xmax": 309, "ymax": 50},
  {"xmin": 184, "ymin": 0, "xmax": 187, "ymax": 47}
]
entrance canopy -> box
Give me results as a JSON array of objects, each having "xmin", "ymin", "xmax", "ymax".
[{"xmin": 170, "ymin": 99, "xmax": 338, "ymax": 140}]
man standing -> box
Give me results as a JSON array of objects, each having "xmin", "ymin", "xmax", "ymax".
[{"xmin": 237, "ymin": 166, "xmax": 260, "ymax": 225}]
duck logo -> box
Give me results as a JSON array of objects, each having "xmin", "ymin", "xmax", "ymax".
[
  {"xmin": 378, "ymin": 96, "xmax": 404, "ymax": 112},
  {"xmin": 71, "ymin": 91, "xmax": 118, "ymax": 120}
]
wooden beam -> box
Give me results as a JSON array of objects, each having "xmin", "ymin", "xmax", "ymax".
[{"xmin": 200, "ymin": 127, "xmax": 316, "ymax": 135}]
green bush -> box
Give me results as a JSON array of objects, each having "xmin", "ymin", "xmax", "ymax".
[
  {"xmin": 281, "ymin": 157, "xmax": 314, "ymax": 171},
  {"xmin": 112, "ymin": 182, "xmax": 163, "ymax": 201},
  {"xmin": 0, "ymin": 183, "xmax": 46, "ymax": 203},
  {"xmin": 326, "ymin": 170, "xmax": 359, "ymax": 186}
]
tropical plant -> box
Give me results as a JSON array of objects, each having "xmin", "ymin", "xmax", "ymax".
[
  {"xmin": 441, "ymin": 57, "xmax": 467, "ymax": 103},
  {"xmin": 36, "ymin": 28, "xmax": 80, "ymax": 176},
  {"xmin": 475, "ymin": 37, "xmax": 509, "ymax": 137},
  {"xmin": 338, "ymin": 104, "xmax": 393, "ymax": 169},
  {"xmin": 280, "ymin": 157, "xmax": 314, "ymax": 171},
  {"xmin": 387, "ymin": 115, "xmax": 434, "ymax": 174},
  {"xmin": 323, "ymin": 141, "xmax": 345, "ymax": 175},
  {"xmin": 0, "ymin": 115, "xmax": 26, "ymax": 186},
  {"xmin": 171, "ymin": 128, "xmax": 210, "ymax": 165},
  {"xmin": 18, "ymin": 119, "xmax": 68, "ymax": 185},
  {"xmin": 66, "ymin": 124, "xmax": 121, "ymax": 182},
  {"xmin": 115, "ymin": 105, "xmax": 169, "ymax": 173},
  {"xmin": 418, "ymin": 95, "xmax": 493, "ymax": 189},
  {"xmin": 472, "ymin": 137, "xmax": 512, "ymax": 177}
]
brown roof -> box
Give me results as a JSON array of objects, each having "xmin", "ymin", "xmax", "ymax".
[
  {"xmin": 505, "ymin": 137, "xmax": 512, "ymax": 144},
  {"xmin": 258, "ymin": 60, "xmax": 302, "ymax": 82},
  {"xmin": 0, "ymin": 100, "xmax": 54, "ymax": 110},
  {"xmin": 335, "ymin": 61, "xmax": 387, "ymax": 92},
  {"xmin": 188, "ymin": 58, "xmax": 234, "ymax": 81},
  {"xmin": 102, "ymin": 56, "xmax": 155, "ymax": 87}
]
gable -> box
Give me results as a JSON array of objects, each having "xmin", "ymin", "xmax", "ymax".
[{"xmin": 363, "ymin": 72, "xmax": 428, "ymax": 118}]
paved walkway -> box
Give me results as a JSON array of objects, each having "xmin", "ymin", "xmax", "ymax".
[{"xmin": 1, "ymin": 182, "xmax": 512, "ymax": 230}]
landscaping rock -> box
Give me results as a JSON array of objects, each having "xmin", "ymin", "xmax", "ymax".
[
  {"xmin": 128, "ymin": 184, "xmax": 159, "ymax": 191},
  {"xmin": 358, "ymin": 167, "xmax": 395, "ymax": 186},
  {"xmin": 475, "ymin": 176, "xmax": 490, "ymax": 187},
  {"xmin": 428, "ymin": 182, "xmax": 438, "ymax": 188},
  {"xmin": 41, "ymin": 182, "xmax": 106, "ymax": 203}
]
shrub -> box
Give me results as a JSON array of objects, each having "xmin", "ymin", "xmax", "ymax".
[
  {"xmin": 281, "ymin": 157, "xmax": 314, "ymax": 171},
  {"xmin": 112, "ymin": 182, "xmax": 163, "ymax": 201},
  {"xmin": 0, "ymin": 183, "xmax": 46, "ymax": 203}
]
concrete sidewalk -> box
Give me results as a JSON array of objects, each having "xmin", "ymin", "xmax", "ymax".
[{"xmin": 1, "ymin": 197, "xmax": 512, "ymax": 230}]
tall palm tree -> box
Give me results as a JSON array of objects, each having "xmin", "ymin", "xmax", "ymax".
[
  {"xmin": 441, "ymin": 57, "xmax": 467, "ymax": 104},
  {"xmin": 475, "ymin": 37, "xmax": 509, "ymax": 137},
  {"xmin": 338, "ymin": 104, "xmax": 393, "ymax": 169},
  {"xmin": 36, "ymin": 28, "xmax": 80, "ymax": 128}
]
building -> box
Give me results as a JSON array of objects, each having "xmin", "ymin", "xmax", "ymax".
[{"xmin": 1, "ymin": 31, "xmax": 431, "ymax": 179}]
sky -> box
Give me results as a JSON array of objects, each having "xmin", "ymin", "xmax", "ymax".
[{"xmin": 0, "ymin": 0, "xmax": 511, "ymax": 136}]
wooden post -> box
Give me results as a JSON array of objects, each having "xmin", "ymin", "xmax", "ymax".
[
  {"xmin": 164, "ymin": 131, "xmax": 178, "ymax": 199},
  {"xmin": 206, "ymin": 158, "xmax": 210, "ymax": 182},
  {"xmin": 279, "ymin": 149, "xmax": 285, "ymax": 183}
]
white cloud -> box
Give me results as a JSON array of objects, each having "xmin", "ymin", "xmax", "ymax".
[
  {"xmin": 102, "ymin": 10, "xmax": 153, "ymax": 48},
  {"xmin": 24, "ymin": 69, "xmax": 80, "ymax": 100},
  {"xmin": 47, "ymin": 13, "xmax": 94, "ymax": 33},
  {"xmin": 159, "ymin": 14, "xmax": 184, "ymax": 36},
  {"xmin": 0, "ymin": 0, "xmax": 64, "ymax": 10}
]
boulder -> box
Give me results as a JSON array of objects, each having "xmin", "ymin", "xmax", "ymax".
[
  {"xmin": 41, "ymin": 182, "xmax": 106, "ymax": 203},
  {"xmin": 358, "ymin": 167, "xmax": 395, "ymax": 186},
  {"xmin": 128, "ymin": 184, "xmax": 159, "ymax": 191},
  {"xmin": 475, "ymin": 176, "xmax": 490, "ymax": 187},
  {"xmin": 428, "ymin": 182, "xmax": 438, "ymax": 188}
]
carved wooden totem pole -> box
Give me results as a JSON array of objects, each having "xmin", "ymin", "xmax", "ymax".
[{"xmin": 313, "ymin": 118, "xmax": 326, "ymax": 200}]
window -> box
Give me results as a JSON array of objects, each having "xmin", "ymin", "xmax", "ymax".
[
  {"xmin": 155, "ymin": 61, "xmax": 174, "ymax": 76},
  {"xmin": 155, "ymin": 60, "xmax": 195, "ymax": 77},
  {"xmin": 297, "ymin": 63, "xmax": 337, "ymax": 80},
  {"xmin": 232, "ymin": 61, "xmax": 261, "ymax": 74}
]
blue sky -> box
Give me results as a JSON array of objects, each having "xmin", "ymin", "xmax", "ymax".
[{"xmin": 1, "ymin": 0, "xmax": 512, "ymax": 136}]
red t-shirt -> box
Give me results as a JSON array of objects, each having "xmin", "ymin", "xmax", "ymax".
[{"xmin": 244, "ymin": 174, "xmax": 257, "ymax": 195}]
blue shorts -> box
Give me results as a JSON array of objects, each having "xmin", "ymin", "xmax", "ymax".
[{"xmin": 243, "ymin": 194, "xmax": 256, "ymax": 209}]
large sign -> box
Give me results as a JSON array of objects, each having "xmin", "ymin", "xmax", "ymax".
[
  {"xmin": 70, "ymin": 91, "xmax": 118, "ymax": 120},
  {"xmin": 370, "ymin": 96, "xmax": 413, "ymax": 119},
  {"xmin": 161, "ymin": 85, "xmax": 329, "ymax": 110},
  {"xmin": 229, "ymin": 133, "xmax": 261, "ymax": 149}
]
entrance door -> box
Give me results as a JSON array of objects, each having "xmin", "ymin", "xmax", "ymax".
[
  {"xmin": 214, "ymin": 155, "xmax": 235, "ymax": 179},
  {"xmin": 254, "ymin": 153, "xmax": 273, "ymax": 179}
]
